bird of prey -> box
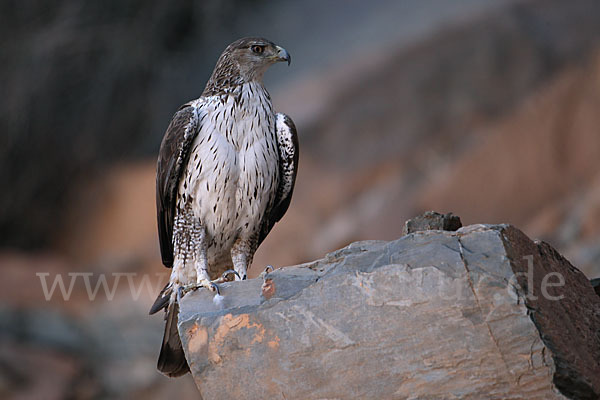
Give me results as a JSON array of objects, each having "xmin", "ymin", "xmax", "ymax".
[{"xmin": 149, "ymin": 37, "xmax": 299, "ymax": 377}]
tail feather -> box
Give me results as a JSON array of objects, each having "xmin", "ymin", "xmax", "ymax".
[{"xmin": 157, "ymin": 301, "xmax": 190, "ymax": 377}]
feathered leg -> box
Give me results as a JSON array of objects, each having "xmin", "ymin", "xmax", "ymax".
[
  {"xmin": 231, "ymin": 237, "xmax": 255, "ymax": 281},
  {"xmin": 172, "ymin": 208, "xmax": 218, "ymax": 295},
  {"xmin": 191, "ymin": 217, "xmax": 218, "ymax": 291}
]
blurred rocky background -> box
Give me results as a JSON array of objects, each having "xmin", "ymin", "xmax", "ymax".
[{"xmin": 2, "ymin": 0, "xmax": 600, "ymax": 398}]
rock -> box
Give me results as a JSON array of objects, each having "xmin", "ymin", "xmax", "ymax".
[
  {"xmin": 178, "ymin": 224, "xmax": 600, "ymax": 399},
  {"xmin": 591, "ymin": 278, "xmax": 600, "ymax": 296},
  {"xmin": 402, "ymin": 211, "xmax": 462, "ymax": 234}
]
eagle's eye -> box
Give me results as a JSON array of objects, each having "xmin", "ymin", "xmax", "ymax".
[{"xmin": 250, "ymin": 45, "xmax": 265, "ymax": 54}]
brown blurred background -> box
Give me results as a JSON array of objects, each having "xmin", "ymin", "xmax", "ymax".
[{"xmin": 2, "ymin": 0, "xmax": 600, "ymax": 398}]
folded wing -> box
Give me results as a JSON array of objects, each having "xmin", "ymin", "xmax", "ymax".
[
  {"xmin": 258, "ymin": 113, "xmax": 299, "ymax": 247},
  {"xmin": 156, "ymin": 104, "xmax": 201, "ymax": 268}
]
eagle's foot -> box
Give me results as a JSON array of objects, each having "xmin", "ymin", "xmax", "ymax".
[
  {"xmin": 179, "ymin": 279, "xmax": 219, "ymax": 297},
  {"xmin": 212, "ymin": 269, "xmax": 240, "ymax": 284},
  {"xmin": 259, "ymin": 265, "xmax": 274, "ymax": 281},
  {"xmin": 198, "ymin": 278, "xmax": 219, "ymax": 294},
  {"xmin": 175, "ymin": 283, "xmax": 212, "ymax": 302}
]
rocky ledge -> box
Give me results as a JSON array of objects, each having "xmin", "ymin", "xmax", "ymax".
[{"xmin": 177, "ymin": 220, "xmax": 600, "ymax": 399}]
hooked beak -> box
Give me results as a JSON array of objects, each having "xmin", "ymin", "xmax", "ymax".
[{"xmin": 274, "ymin": 45, "xmax": 291, "ymax": 66}]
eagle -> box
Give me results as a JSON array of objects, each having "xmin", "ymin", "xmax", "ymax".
[{"xmin": 149, "ymin": 37, "xmax": 298, "ymax": 377}]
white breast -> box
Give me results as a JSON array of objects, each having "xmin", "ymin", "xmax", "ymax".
[{"xmin": 178, "ymin": 82, "xmax": 280, "ymax": 256}]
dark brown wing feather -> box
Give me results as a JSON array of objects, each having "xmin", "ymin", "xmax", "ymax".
[
  {"xmin": 156, "ymin": 104, "xmax": 200, "ymax": 267},
  {"xmin": 258, "ymin": 113, "xmax": 299, "ymax": 247}
]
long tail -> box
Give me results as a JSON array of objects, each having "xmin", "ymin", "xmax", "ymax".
[{"xmin": 150, "ymin": 285, "xmax": 189, "ymax": 377}]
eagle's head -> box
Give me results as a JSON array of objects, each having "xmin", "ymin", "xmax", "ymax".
[
  {"xmin": 225, "ymin": 37, "xmax": 291, "ymax": 80},
  {"xmin": 204, "ymin": 37, "xmax": 291, "ymax": 95}
]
